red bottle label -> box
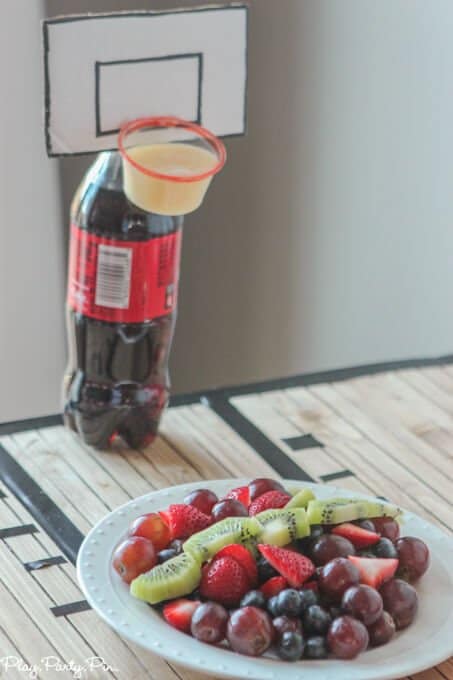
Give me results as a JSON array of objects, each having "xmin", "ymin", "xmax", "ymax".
[{"xmin": 67, "ymin": 224, "xmax": 182, "ymax": 323}]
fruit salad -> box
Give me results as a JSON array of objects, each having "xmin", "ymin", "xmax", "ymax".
[{"xmin": 111, "ymin": 479, "xmax": 430, "ymax": 662}]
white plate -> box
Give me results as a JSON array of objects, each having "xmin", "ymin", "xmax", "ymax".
[{"xmin": 77, "ymin": 479, "xmax": 453, "ymax": 680}]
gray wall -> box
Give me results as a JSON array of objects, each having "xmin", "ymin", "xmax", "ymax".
[
  {"xmin": 43, "ymin": 1, "xmax": 453, "ymax": 400},
  {"xmin": 0, "ymin": 0, "xmax": 65, "ymax": 422}
]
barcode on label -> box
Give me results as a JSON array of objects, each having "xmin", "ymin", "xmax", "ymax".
[{"xmin": 95, "ymin": 244, "xmax": 132, "ymax": 309}]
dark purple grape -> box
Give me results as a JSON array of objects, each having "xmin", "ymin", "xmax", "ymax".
[
  {"xmin": 272, "ymin": 615, "xmax": 302, "ymax": 640},
  {"xmin": 311, "ymin": 535, "xmax": 356, "ymax": 566},
  {"xmin": 374, "ymin": 538, "xmax": 398, "ymax": 559},
  {"xmin": 227, "ymin": 606, "xmax": 273, "ymax": 656},
  {"xmin": 276, "ymin": 631, "xmax": 304, "ymax": 661},
  {"xmin": 367, "ymin": 611, "xmax": 396, "ymax": 646},
  {"xmin": 211, "ymin": 499, "xmax": 248, "ymax": 521},
  {"xmin": 184, "ymin": 488, "xmax": 218, "ymax": 515},
  {"xmin": 191, "ymin": 602, "xmax": 228, "ymax": 643},
  {"xmin": 371, "ymin": 517, "xmax": 400, "ymax": 541},
  {"xmin": 304, "ymin": 636, "xmax": 329, "ymax": 659},
  {"xmin": 240, "ymin": 590, "xmax": 266, "ymax": 609},
  {"xmin": 395, "ymin": 537, "xmax": 430, "ymax": 582},
  {"xmin": 303, "ymin": 605, "xmax": 331, "ymax": 635},
  {"xmin": 342, "ymin": 585, "xmax": 383, "ymax": 626},
  {"xmin": 319, "ymin": 557, "xmax": 360, "ymax": 600},
  {"xmin": 380, "ymin": 579, "xmax": 418, "ymax": 629},
  {"xmin": 249, "ymin": 478, "xmax": 286, "ymax": 501},
  {"xmin": 327, "ymin": 616, "xmax": 369, "ymax": 659}
]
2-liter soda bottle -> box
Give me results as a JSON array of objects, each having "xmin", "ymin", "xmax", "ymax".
[{"xmin": 64, "ymin": 117, "xmax": 226, "ymax": 449}]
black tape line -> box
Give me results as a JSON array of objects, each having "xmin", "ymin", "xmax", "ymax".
[
  {"xmin": 283, "ymin": 434, "xmax": 324, "ymax": 451},
  {"xmin": 51, "ymin": 600, "xmax": 91, "ymax": 617},
  {"xmin": 24, "ymin": 555, "xmax": 67, "ymax": 571},
  {"xmin": 0, "ymin": 524, "xmax": 38, "ymax": 539},
  {"xmin": 320, "ymin": 470, "xmax": 355, "ymax": 482}
]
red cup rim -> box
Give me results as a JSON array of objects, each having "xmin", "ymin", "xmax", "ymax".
[{"xmin": 118, "ymin": 116, "xmax": 227, "ymax": 183}]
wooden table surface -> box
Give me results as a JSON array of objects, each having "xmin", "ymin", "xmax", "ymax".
[{"xmin": 0, "ymin": 356, "xmax": 452, "ymax": 679}]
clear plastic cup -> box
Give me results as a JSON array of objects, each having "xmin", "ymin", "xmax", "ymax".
[{"xmin": 118, "ymin": 116, "xmax": 226, "ymax": 215}]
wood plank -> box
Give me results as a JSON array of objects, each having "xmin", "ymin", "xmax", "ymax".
[{"xmin": 307, "ymin": 382, "xmax": 453, "ymax": 531}]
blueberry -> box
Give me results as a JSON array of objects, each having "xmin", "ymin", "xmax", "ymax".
[
  {"xmin": 310, "ymin": 525, "xmax": 324, "ymax": 540},
  {"xmin": 298, "ymin": 588, "xmax": 319, "ymax": 611},
  {"xmin": 374, "ymin": 537, "xmax": 398, "ymax": 559},
  {"xmin": 240, "ymin": 590, "xmax": 266, "ymax": 609},
  {"xmin": 276, "ymin": 631, "xmax": 305, "ymax": 661},
  {"xmin": 276, "ymin": 589, "xmax": 303, "ymax": 617},
  {"xmin": 358, "ymin": 550, "xmax": 376, "ymax": 558},
  {"xmin": 304, "ymin": 635, "xmax": 328, "ymax": 659},
  {"xmin": 257, "ymin": 556, "xmax": 278, "ymax": 583},
  {"xmin": 157, "ymin": 548, "xmax": 177, "ymax": 563},
  {"xmin": 357, "ymin": 519, "xmax": 376, "ymax": 532},
  {"xmin": 303, "ymin": 605, "xmax": 332, "ymax": 636},
  {"xmin": 169, "ymin": 539, "xmax": 184, "ymax": 553},
  {"xmin": 267, "ymin": 595, "xmax": 281, "ymax": 618}
]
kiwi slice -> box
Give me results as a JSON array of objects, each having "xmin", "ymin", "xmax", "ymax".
[
  {"xmin": 256, "ymin": 507, "xmax": 310, "ymax": 546},
  {"xmin": 183, "ymin": 516, "xmax": 261, "ymax": 563},
  {"xmin": 130, "ymin": 552, "xmax": 200, "ymax": 605},
  {"xmin": 306, "ymin": 498, "xmax": 401, "ymax": 525},
  {"xmin": 285, "ymin": 488, "xmax": 316, "ymax": 509}
]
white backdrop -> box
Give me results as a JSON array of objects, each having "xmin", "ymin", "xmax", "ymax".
[{"xmin": 2, "ymin": 0, "xmax": 453, "ymax": 421}]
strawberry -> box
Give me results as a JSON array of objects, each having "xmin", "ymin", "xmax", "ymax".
[
  {"xmin": 259, "ymin": 576, "xmax": 288, "ymax": 599},
  {"xmin": 224, "ymin": 485, "xmax": 251, "ymax": 508},
  {"xmin": 348, "ymin": 556, "xmax": 399, "ymax": 589},
  {"xmin": 215, "ymin": 544, "xmax": 258, "ymax": 587},
  {"xmin": 159, "ymin": 504, "xmax": 211, "ymax": 540},
  {"xmin": 301, "ymin": 580, "xmax": 319, "ymax": 594},
  {"xmin": 248, "ymin": 490, "xmax": 291, "ymax": 516},
  {"xmin": 331, "ymin": 523, "xmax": 380, "ymax": 548},
  {"xmin": 257, "ymin": 544, "xmax": 315, "ymax": 588},
  {"xmin": 200, "ymin": 556, "xmax": 250, "ymax": 607},
  {"xmin": 163, "ymin": 598, "xmax": 200, "ymax": 633}
]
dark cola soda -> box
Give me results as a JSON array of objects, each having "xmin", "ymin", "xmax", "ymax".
[{"xmin": 64, "ymin": 151, "xmax": 182, "ymax": 449}]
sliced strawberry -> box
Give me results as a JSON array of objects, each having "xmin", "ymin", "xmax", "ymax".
[
  {"xmin": 248, "ymin": 490, "xmax": 292, "ymax": 516},
  {"xmin": 259, "ymin": 576, "xmax": 288, "ymax": 599},
  {"xmin": 163, "ymin": 598, "xmax": 200, "ymax": 633},
  {"xmin": 331, "ymin": 522, "xmax": 380, "ymax": 548},
  {"xmin": 224, "ymin": 485, "xmax": 251, "ymax": 508},
  {"xmin": 257, "ymin": 544, "xmax": 315, "ymax": 588},
  {"xmin": 200, "ymin": 556, "xmax": 250, "ymax": 607},
  {"xmin": 159, "ymin": 504, "xmax": 211, "ymax": 540},
  {"xmin": 348, "ymin": 556, "xmax": 399, "ymax": 589},
  {"xmin": 214, "ymin": 544, "xmax": 258, "ymax": 587}
]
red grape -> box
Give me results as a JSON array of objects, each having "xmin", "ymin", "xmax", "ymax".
[
  {"xmin": 272, "ymin": 615, "xmax": 302, "ymax": 640},
  {"xmin": 342, "ymin": 585, "xmax": 383, "ymax": 626},
  {"xmin": 367, "ymin": 611, "xmax": 396, "ymax": 647},
  {"xmin": 129, "ymin": 512, "xmax": 170, "ymax": 551},
  {"xmin": 249, "ymin": 478, "xmax": 286, "ymax": 501},
  {"xmin": 371, "ymin": 517, "xmax": 400, "ymax": 542},
  {"xmin": 184, "ymin": 488, "xmax": 218, "ymax": 515},
  {"xmin": 190, "ymin": 602, "xmax": 228, "ymax": 644},
  {"xmin": 318, "ymin": 557, "xmax": 360, "ymax": 600},
  {"xmin": 395, "ymin": 537, "xmax": 430, "ymax": 582},
  {"xmin": 380, "ymin": 578, "xmax": 418, "ymax": 630},
  {"xmin": 327, "ymin": 616, "xmax": 369, "ymax": 659},
  {"xmin": 211, "ymin": 499, "xmax": 248, "ymax": 521},
  {"xmin": 311, "ymin": 535, "xmax": 356, "ymax": 566},
  {"xmin": 227, "ymin": 606, "xmax": 273, "ymax": 656},
  {"xmin": 112, "ymin": 536, "xmax": 156, "ymax": 584}
]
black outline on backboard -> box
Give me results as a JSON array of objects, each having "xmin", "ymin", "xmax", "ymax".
[
  {"xmin": 95, "ymin": 52, "xmax": 204, "ymax": 137},
  {"xmin": 43, "ymin": 4, "xmax": 248, "ymax": 157}
]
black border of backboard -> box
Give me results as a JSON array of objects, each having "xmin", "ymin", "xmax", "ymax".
[
  {"xmin": 95, "ymin": 52, "xmax": 204, "ymax": 137},
  {"xmin": 43, "ymin": 4, "xmax": 248, "ymax": 157}
]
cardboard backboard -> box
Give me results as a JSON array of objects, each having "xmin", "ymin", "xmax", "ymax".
[{"xmin": 43, "ymin": 4, "xmax": 248, "ymax": 156}]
